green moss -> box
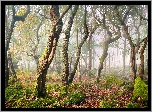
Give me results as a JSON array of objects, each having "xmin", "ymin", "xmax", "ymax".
[
  {"xmin": 39, "ymin": 47, "xmax": 49, "ymax": 61},
  {"xmin": 99, "ymin": 55, "xmax": 104, "ymax": 62},
  {"xmin": 132, "ymin": 77, "xmax": 148, "ymax": 102},
  {"xmin": 99, "ymin": 99, "xmax": 119, "ymax": 108},
  {"xmin": 99, "ymin": 99, "xmax": 113, "ymax": 108},
  {"xmin": 126, "ymin": 102, "xmax": 140, "ymax": 108}
]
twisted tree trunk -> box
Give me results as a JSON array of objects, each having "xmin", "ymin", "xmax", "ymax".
[
  {"xmin": 68, "ymin": 5, "xmax": 89, "ymax": 84},
  {"xmin": 5, "ymin": 5, "xmax": 30, "ymax": 87},
  {"xmin": 96, "ymin": 29, "xmax": 121, "ymax": 83},
  {"xmin": 138, "ymin": 36, "xmax": 148, "ymax": 80},
  {"xmin": 62, "ymin": 5, "xmax": 79, "ymax": 85},
  {"xmin": 37, "ymin": 5, "xmax": 72, "ymax": 97}
]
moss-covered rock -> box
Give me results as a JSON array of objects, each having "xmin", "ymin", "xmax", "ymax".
[{"xmin": 132, "ymin": 77, "xmax": 148, "ymax": 102}]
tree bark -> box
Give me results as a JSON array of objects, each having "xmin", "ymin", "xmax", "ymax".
[
  {"xmin": 8, "ymin": 52, "xmax": 17, "ymax": 79},
  {"xmin": 62, "ymin": 5, "xmax": 79, "ymax": 86},
  {"xmin": 138, "ymin": 36, "xmax": 148, "ymax": 80},
  {"xmin": 88, "ymin": 33, "xmax": 92, "ymax": 76},
  {"xmin": 68, "ymin": 5, "xmax": 89, "ymax": 84},
  {"xmin": 5, "ymin": 5, "xmax": 30, "ymax": 87},
  {"xmin": 122, "ymin": 37, "xmax": 126, "ymax": 73},
  {"xmin": 96, "ymin": 41, "xmax": 108, "ymax": 83},
  {"xmin": 96, "ymin": 29, "xmax": 121, "ymax": 83},
  {"xmin": 37, "ymin": 5, "xmax": 72, "ymax": 97}
]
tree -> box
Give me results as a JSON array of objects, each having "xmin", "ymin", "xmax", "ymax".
[
  {"xmin": 138, "ymin": 36, "xmax": 148, "ymax": 79},
  {"xmin": 68, "ymin": 5, "xmax": 89, "ymax": 84},
  {"xmin": 61, "ymin": 5, "xmax": 79, "ymax": 85},
  {"xmin": 36, "ymin": 5, "xmax": 72, "ymax": 97},
  {"xmin": 94, "ymin": 5, "xmax": 122, "ymax": 83},
  {"xmin": 5, "ymin": 5, "xmax": 30, "ymax": 87},
  {"xmin": 25, "ymin": 17, "xmax": 45, "ymax": 65},
  {"xmin": 115, "ymin": 5, "xmax": 148, "ymax": 80}
]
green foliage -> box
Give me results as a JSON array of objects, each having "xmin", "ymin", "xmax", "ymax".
[
  {"xmin": 99, "ymin": 100, "xmax": 112, "ymax": 108},
  {"xmin": 5, "ymin": 83, "xmax": 25, "ymax": 108},
  {"xmin": 126, "ymin": 102, "xmax": 140, "ymax": 108},
  {"xmin": 124, "ymin": 81, "xmax": 134, "ymax": 91},
  {"xmin": 5, "ymin": 83, "xmax": 23, "ymax": 101},
  {"xmin": 46, "ymin": 84, "xmax": 85, "ymax": 107},
  {"xmin": 68, "ymin": 90, "xmax": 84, "ymax": 104},
  {"xmin": 132, "ymin": 77, "xmax": 148, "ymax": 102},
  {"xmin": 27, "ymin": 97, "xmax": 53, "ymax": 108},
  {"xmin": 99, "ymin": 99, "xmax": 119, "ymax": 108},
  {"xmin": 59, "ymin": 85, "xmax": 68, "ymax": 97},
  {"xmin": 102, "ymin": 75, "xmax": 124, "ymax": 89}
]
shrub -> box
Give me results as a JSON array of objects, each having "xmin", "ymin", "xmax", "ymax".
[{"xmin": 132, "ymin": 77, "xmax": 148, "ymax": 102}]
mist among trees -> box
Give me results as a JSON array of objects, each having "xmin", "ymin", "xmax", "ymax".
[{"xmin": 4, "ymin": 5, "xmax": 149, "ymax": 109}]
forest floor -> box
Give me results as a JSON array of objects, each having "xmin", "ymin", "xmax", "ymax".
[{"xmin": 5, "ymin": 71, "xmax": 148, "ymax": 108}]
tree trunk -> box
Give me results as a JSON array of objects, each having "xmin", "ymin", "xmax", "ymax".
[
  {"xmin": 8, "ymin": 52, "xmax": 17, "ymax": 79},
  {"xmin": 96, "ymin": 29, "xmax": 121, "ymax": 83},
  {"xmin": 5, "ymin": 5, "xmax": 30, "ymax": 87},
  {"xmin": 138, "ymin": 36, "xmax": 148, "ymax": 80},
  {"xmin": 122, "ymin": 37, "xmax": 126, "ymax": 73},
  {"xmin": 88, "ymin": 33, "xmax": 92, "ymax": 76},
  {"xmin": 68, "ymin": 5, "xmax": 88, "ymax": 84},
  {"xmin": 109, "ymin": 53, "xmax": 110, "ymax": 72},
  {"xmin": 130, "ymin": 46, "xmax": 136, "ymax": 80},
  {"xmin": 104, "ymin": 59, "xmax": 106, "ymax": 72},
  {"xmin": 62, "ymin": 5, "xmax": 79, "ymax": 85},
  {"xmin": 96, "ymin": 41, "xmax": 108, "ymax": 83},
  {"xmin": 37, "ymin": 5, "xmax": 71, "ymax": 97},
  {"xmin": 75, "ymin": 13, "xmax": 81, "ymax": 82}
]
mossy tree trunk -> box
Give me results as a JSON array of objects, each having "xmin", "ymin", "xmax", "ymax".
[
  {"xmin": 138, "ymin": 36, "xmax": 148, "ymax": 80},
  {"xmin": 62, "ymin": 5, "xmax": 79, "ymax": 86},
  {"xmin": 122, "ymin": 36, "xmax": 126, "ymax": 73},
  {"xmin": 96, "ymin": 29, "xmax": 121, "ymax": 83},
  {"xmin": 130, "ymin": 46, "xmax": 136, "ymax": 80},
  {"xmin": 123, "ymin": 24, "xmax": 138, "ymax": 81},
  {"xmin": 114, "ymin": 6, "xmax": 139, "ymax": 81},
  {"xmin": 96, "ymin": 40, "xmax": 108, "ymax": 83},
  {"xmin": 88, "ymin": 33, "xmax": 92, "ymax": 76},
  {"xmin": 75, "ymin": 14, "xmax": 81, "ymax": 82},
  {"xmin": 37, "ymin": 5, "xmax": 72, "ymax": 97},
  {"xmin": 7, "ymin": 52, "xmax": 17, "ymax": 79},
  {"xmin": 123, "ymin": 24, "xmax": 147, "ymax": 81},
  {"xmin": 68, "ymin": 5, "xmax": 89, "ymax": 84},
  {"xmin": 5, "ymin": 5, "xmax": 30, "ymax": 87}
]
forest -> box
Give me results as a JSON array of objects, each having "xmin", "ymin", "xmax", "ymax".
[{"xmin": 5, "ymin": 5, "xmax": 149, "ymax": 108}]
